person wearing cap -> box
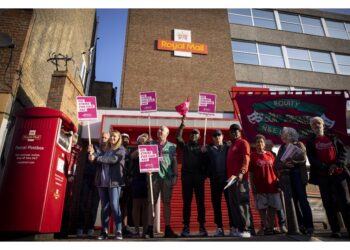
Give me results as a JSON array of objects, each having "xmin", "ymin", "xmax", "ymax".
[
  {"xmin": 176, "ymin": 116, "xmax": 208, "ymax": 237},
  {"xmin": 202, "ymin": 128, "xmax": 233, "ymax": 237},
  {"xmin": 226, "ymin": 123, "xmax": 252, "ymax": 238},
  {"xmin": 306, "ymin": 116, "xmax": 350, "ymax": 238},
  {"xmin": 120, "ymin": 132, "xmax": 133, "ymax": 237}
]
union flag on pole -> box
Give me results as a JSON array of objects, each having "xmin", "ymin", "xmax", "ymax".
[{"xmin": 175, "ymin": 97, "xmax": 191, "ymax": 116}]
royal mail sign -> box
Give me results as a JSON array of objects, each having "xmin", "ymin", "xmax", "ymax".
[{"xmin": 157, "ymin": 29, "xmax": 208, "ymax": 57}]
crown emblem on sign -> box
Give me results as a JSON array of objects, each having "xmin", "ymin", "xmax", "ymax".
[{"xmin": 177, "ymin": 32, "xmax": 188, "ymax": 40}]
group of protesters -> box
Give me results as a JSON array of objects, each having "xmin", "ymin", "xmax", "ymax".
[{"xmin": 76, "ymin": 115, "xmax": 350, "ymax": 240}]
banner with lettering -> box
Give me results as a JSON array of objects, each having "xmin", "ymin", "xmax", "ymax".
[
  {"xmin": 138, "ymin": 145, "xmax": 160, "ymax": 173},
  {"xmin": 233, "ymin": 91, "xmax": 349, "ymax": 144}
]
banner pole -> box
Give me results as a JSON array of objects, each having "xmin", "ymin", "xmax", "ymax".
[
  {"xmin": 148, "ymin": 113, "xmax": 151, "ymax": 138},
  {"xmin": 203, "ymin": 116, "xmax": 207, "ymax": 146},
  {"xmin": 148, "ymin": 172, "xmax": 155, "ymax": 218},
  {"xmin": 87, "ymin": 121, "xmax": 91, "ymax": 145}
]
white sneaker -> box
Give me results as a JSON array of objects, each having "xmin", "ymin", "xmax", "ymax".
[
  {"xmin": 239, "ymin": 231, "xmax": 251, "ymax": 238},
  {"xmin": 230, "ymin": 227, "xmax": 240, "ymax": 237},
  {"xmin": 214, "ymin": 227, "xmax": 224, "ymax": 237}
]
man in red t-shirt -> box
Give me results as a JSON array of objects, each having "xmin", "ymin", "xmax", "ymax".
[
  {"xmin": 226, "ymin": 124, "xmax": 252, "ymax": 238},
  {"xmin": 306, "ymin": 116, "xmax": 350, "ymax": 238},
  {"xmin": 249, "ymin": 134, "xmax": 282, "ymax": 235}
]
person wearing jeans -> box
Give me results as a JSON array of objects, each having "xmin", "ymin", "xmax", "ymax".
[{"xmin": 89, "ymin": 130, "xmax": 126, "ymax": 240}]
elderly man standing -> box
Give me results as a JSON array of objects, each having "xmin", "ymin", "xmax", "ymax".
[
  {"xmin": 176, "ymin": 116, "xmax": 208, "ymax": 237},
  {"xmin": 306, "ymin": 116, "xmax": 350, "ymax": 238},
  {"xmin": 146, "ymin": 126, "xmax": 178, "ymax": 238}
]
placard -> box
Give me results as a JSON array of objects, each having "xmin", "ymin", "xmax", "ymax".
[{"xmin": 138, "ymin": 145, "xmax": 160, "ymax": 173}]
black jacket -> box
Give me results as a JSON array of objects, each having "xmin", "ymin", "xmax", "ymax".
[
  {"xmin": 306, "ymin": 133, "xmax": 347, "ymax": 185},
  {"xmin": 176, "ymin": 123, "xmax": 206, "ymax": 176}
]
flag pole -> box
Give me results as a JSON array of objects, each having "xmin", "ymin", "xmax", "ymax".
[{"xmin": 148, "ymin": 113, "xmax": 151, "ymax": 138}]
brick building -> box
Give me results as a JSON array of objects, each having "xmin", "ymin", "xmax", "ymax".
[
  {"xmin": 0, "ymin": 9, "xmax": 97, "ymax": 169},
  {"xmin": 98, "ymin": 9, "xmax": 350, "ymax": 234}
]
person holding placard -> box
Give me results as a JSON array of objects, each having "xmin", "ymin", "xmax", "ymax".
[
  {"xmin": 76, "ymin": 132, "xmax": 109, "ymax": 238},
  {"xmin": 146, "ymin": 126, "xmax": 178, "ymax": 238},
  {"xmin": 88, "ymin": 130, "xmax": 126, "ymax": 240},
  {"xmin": 275, "ymin": 127, "xmax": 313, "ymax": 236},
  {"xmin": 306, "ymin": 116, "xmax": 350, "ymax": 238},
  {"xmin": 130, "ymin": 133, "xmax": 150, "ymax": 238},
  {"xmin": 176, "ymin": 116, "xmax": 208, "ymax": 237}
]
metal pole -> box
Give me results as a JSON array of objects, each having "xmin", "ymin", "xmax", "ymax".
[
  {"xmin": 148, "ymin": 172, "xmax": 155, "ymax": 218},
  {"xmin": 203, "ymin": 116, "xmax": 207, "ymax": 146}
]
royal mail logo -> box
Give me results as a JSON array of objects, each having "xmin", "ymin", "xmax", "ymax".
[
  {"xmin": 22, "ymin": 130, "xmax": 42, "ymax": 142},
  {"xmin": 157, "ymin": 29, "xmax": 208, "ymax": 57}
]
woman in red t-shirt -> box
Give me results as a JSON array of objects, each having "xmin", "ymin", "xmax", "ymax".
[{"xmin": 249, "ymin": 134, "xmax": 282, "ymax": 235}]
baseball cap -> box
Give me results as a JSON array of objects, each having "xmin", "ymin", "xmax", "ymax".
[
  {"xmin": 191, "ymin": 129, "xmax": 200, "ymax": 135},
  {"xmin": 212, "ymin": 129, "xmax": 223, "ymax": 136},
  {"xmin": 229, "ymin": 124, "xmax": 241, "ymax": 131},
  {"xmin": 121, "ymin": 133, "xmax": 129, "ymax": 138}
]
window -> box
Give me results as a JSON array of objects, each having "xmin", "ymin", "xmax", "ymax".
[
  {"xmin": 326, "ymin": 20, "xmax": 350, "ymax": 39},
  {"xmin": 232, "ymin": 40, "xmax": 259, "ymax": 65},
  {"xmin": 287, "ymin": 48, "xmax": 334, "ymax": 73},
  {"xmin": 279, "ymin": 12, "xmax": 303, "ymax": 33},
  {"xmin": 335, "ymin": 54, "xmax": 350, "ymax": 75},
  {"xmin": 280, "ymin": 12, "xmax": 324, "ymax": 36},
  {"xmin": 80, "ymin": 58, "xmax": 87, "ymax": 86},
  {"xmin": 228, "ymin": 9, "xmax": 276, "ymax": 30},
  {"xmin": 232, "ymin": 40, "xmax": 284, "ymax": 68}
]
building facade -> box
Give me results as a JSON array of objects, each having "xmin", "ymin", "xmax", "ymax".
[
  {"xmin": 0, "ymin": 9, "xmax": 97, "ymax": 170},
  {"xmin": 116, "ymin": 8, "xmax": 350, "ymax": 233},
  {"xmin": 121, "ymin": 9, "xmax": 350, "ymax": 111}
]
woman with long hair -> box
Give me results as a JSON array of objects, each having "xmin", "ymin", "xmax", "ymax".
[{"xmin": 89, "ymin": 130, "xmax": 126, "ymax": 240}]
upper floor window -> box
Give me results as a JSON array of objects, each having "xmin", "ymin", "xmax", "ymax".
[
  {"xmin": 287, "ymin": 47, "xmax": 334, "ymax": 73},
  {"xmin": 325, "ymin": 20, "xmax": 350, "ymax": 39},
  {"xmin": 228, "ymin": 9, "xmax": 276, "ymax": 29},
  {"xmin": 279, "ymin": 12, "xmax": 325, "ymax": 36},
  {"xmin": 335, "ymin": 54, "xmax": 350, "ymax": 75},
  {"xmin": 232, "ymin": 40, "xmax": 284, "ymax": 68}
]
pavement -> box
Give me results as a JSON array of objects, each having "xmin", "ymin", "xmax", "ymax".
[
  {"xmin": 1, "ymin": 229, "xmax": 349, "ymax": 242},
  {"xmin": 62, "ymin": 230, "xmax": 350, "ymax": 242}
]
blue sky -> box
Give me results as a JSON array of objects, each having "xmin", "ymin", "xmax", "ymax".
[{"xmin": 95, "ymin": 9, "xmax": 350, "ymax": 106}]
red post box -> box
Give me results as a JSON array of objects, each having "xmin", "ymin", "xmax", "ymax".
[{"xmin": 0, "ymin": 107, "xmax": 77, "ymax": 233}]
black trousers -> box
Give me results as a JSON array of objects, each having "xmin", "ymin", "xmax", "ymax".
[
  {"xmin": 227, "ymin": 180, "xmax": 251, "ymax": 231},
  {"xmin": 77, "ymin": 176, "xmax": 100, "ymax": 230},
  {"xmin": 182, "ymin": 174, "xmax": 206, "ymax": 226},
  {"xmin": 209, "ymin": 178, "xmax": 232, "ymax": 228},
  {"xmin": 318, "ymin": 173, "xmax": 350, "ymax": 235}
]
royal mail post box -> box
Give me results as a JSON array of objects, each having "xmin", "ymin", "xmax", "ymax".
[{"xmin": 0, "ymin": 107, "xmax": 77, "ymax": 233}]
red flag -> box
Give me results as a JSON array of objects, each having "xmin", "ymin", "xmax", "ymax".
[{"xmin": 175, "ymin": 97, "xmax": 191, "ymax": 116}]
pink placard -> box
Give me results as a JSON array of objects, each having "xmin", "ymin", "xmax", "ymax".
[
  {"xmin": 138, "ymin": 145, "xmax": 160, "ymax": 173},
  {"xmin": 76, "ymin": 96, "xmax": 98, "ymax": 121},
  {"xmin": 198, "ymin": 92, "xmax": 216, "ymax": 115},
  {"xmin": 140, "ymin": 91, "xmax": 157, "ymax": 113}
]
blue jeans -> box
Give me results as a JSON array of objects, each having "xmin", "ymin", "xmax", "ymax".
[{"xmin": 98, "ymin": 187, "xmax": 122, "ymax": 233}]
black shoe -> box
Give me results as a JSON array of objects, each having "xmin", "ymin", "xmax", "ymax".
[
  {"xmin": 97, "ymin": 232, "xmax": 108, "ymax": 240},
  {"xmin": 164, "ymin": 226, "xmax": 178, "ymax": 238},
  {"xmin": 331, "ymin": 232, "xmax": 341, "ymax": 238},
  {"xmin": 146, "ymin": 225, "xmax": 154, "ymax": 238},
  {"xmin": 180, "ymin": 225, "xmax": 190, "ymax": 237},
  {"xmin": 122, "ymin": 228, "xmax": 133, "ymax": 238}
]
